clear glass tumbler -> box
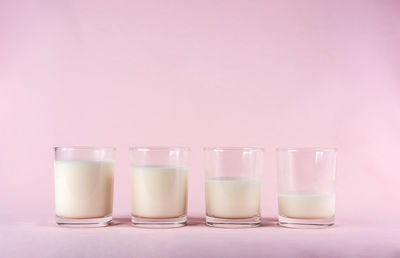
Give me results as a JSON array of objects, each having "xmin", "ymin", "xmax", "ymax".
[
  {"xmin": 130, "ymin": 147, "xmax": 189, "ymax": 227},
  {"xmin": 204, "ymin": 147, "xmax": 263, "ymax": 227},
  {"xmin": 54, "ymin": 146, "xmax": 115, "ymax": 227},
  {"xmin": 276, "ymin": 148, "xmax": 337, "ymax": 228}
]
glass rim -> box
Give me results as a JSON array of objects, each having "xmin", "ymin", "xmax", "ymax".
[
  {"xmin": 129, "ymin": 146, "xmax": 190, "ymax": 151},
  {"xmin": 204, "ymin": 147, "xmax": 264, "ymax": 152},
  {"xmin": 54, "ymin": 146, "xmax": 116, "ymax": 151},
  {"xmin": 276, "ymin": 147, "xmax": 337, "ymax": 152}
]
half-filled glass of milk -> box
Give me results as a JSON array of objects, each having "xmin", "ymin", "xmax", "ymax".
[
  {"xmin": 130, "ymin": 147, "xmax": 189, "ymax": 227},
  {"xmin": 54, "ymin": 147, "xmax": 115, "ymax": 227},
  {"xmin": 204, "ymin": 147, "xmax": 263, "ymax": 227},
  {"xmin": 276, "ymin": 148, "xmax": 337, "ymax": 228}
]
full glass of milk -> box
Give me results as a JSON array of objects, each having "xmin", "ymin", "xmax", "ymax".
[
  {"xmin": 130, "ymin": 147, "xmax": 189, "ymax": 227},
  {"xmin": 204, "ymin": 147, "xmax": 263, "ymax": 227},
  {"xmin": 276, "ymin": 148, "xmax": 337, "ymax": 228},
  {"xmin": 54, "ymin": 147, "xmax": 115, "ymax": 227}
]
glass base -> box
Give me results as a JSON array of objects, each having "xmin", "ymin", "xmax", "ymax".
[
  {"xmin": 206, "ymin": 215, "xmax": 260, "ymax": 228},
  {"xmin": 131, "ymin": 215, "xmax": 187, "ymax": 228},
  {"xmin": 278, "ymin": 215, "xmax": 334, "ymax": 228},
  {"xmin": 56, "ymin": 215, "xmax": 112, "ymax": 227}
]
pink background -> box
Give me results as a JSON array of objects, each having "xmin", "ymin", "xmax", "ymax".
[{"xmin": 1, "ymin": 0, "xmax": 400, "ymax": 257}]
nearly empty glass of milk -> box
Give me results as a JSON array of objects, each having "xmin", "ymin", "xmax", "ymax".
[
  {"xmin": 130, "ymin": 147, "xmax": 189, "ymax": 227},
  {"xmin": 204, "ymin": 147, "xmax": 263, "ymax": 227},
  {"xmin": 276, "ymin": 148, "xmax": 337, "ymax": 228},
  {"xmin": 54, "ymin": 147, "xmax": 115, "ymax": 227}
]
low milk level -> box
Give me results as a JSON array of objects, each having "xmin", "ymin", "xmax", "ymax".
[
  {"xmin": 54, "ymin": 160, "xmax": 114, "ymax": 219},
  {"xmin": 278, "ymin": 192, "xmax": 336, "ymax": 219},
  {"xmin": 131, "ymin": 166, "xmax": 188, "ymax": 219},
  {"xmin": 206, "ymin": 177, "xmax": 261, "ymax": 219}
]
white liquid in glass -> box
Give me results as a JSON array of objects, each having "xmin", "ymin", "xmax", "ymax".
[
  {"xmin": 206, "ymin": 177, "xmax": 261, "ymax": 219},
  {"xmin": 54, "ymin": 160, "xmax": 114, "ymax": 219},
  {"xmin": 278, "ymin": 192, "xmax": 335, "ymax": 219},
  {"xmin": 131, "ymin": 166, "xmax": 188, "ymax": 219}
]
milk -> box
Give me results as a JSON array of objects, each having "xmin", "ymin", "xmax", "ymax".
[
  {"xmin": 278, "ymin": 192, "xmax": 335, "ymax": 219},
  {"xmin": 54, "ymin": 160, "xmax": 114, "ymax": 219},
  {"xmin": 131, "ymin": 166, "xmax": 188, "ymax": 219},
  {"xmin": 206, "ymin": 177, "xmax": 261, "ymax": 219}
]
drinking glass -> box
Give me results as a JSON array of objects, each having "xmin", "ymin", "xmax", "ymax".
[
  {"xmin": 54, "ymin": 146, "xmax": 115, "ymax": 227},
  {"xmin": 130, "ymin": 147, "xmax": 189, "ymax": 227},
  {"xmin": 204, "ymin": 147, "xmax": 263, "ymax": 227},
  {"xmin": 276, "ymin": 148, "xmax": 337, "ymax": 228}
]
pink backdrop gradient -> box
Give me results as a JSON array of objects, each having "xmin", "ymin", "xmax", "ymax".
[{"xmin": 1, "ymin": 0, "xmax": 400, "ymax": 257}]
